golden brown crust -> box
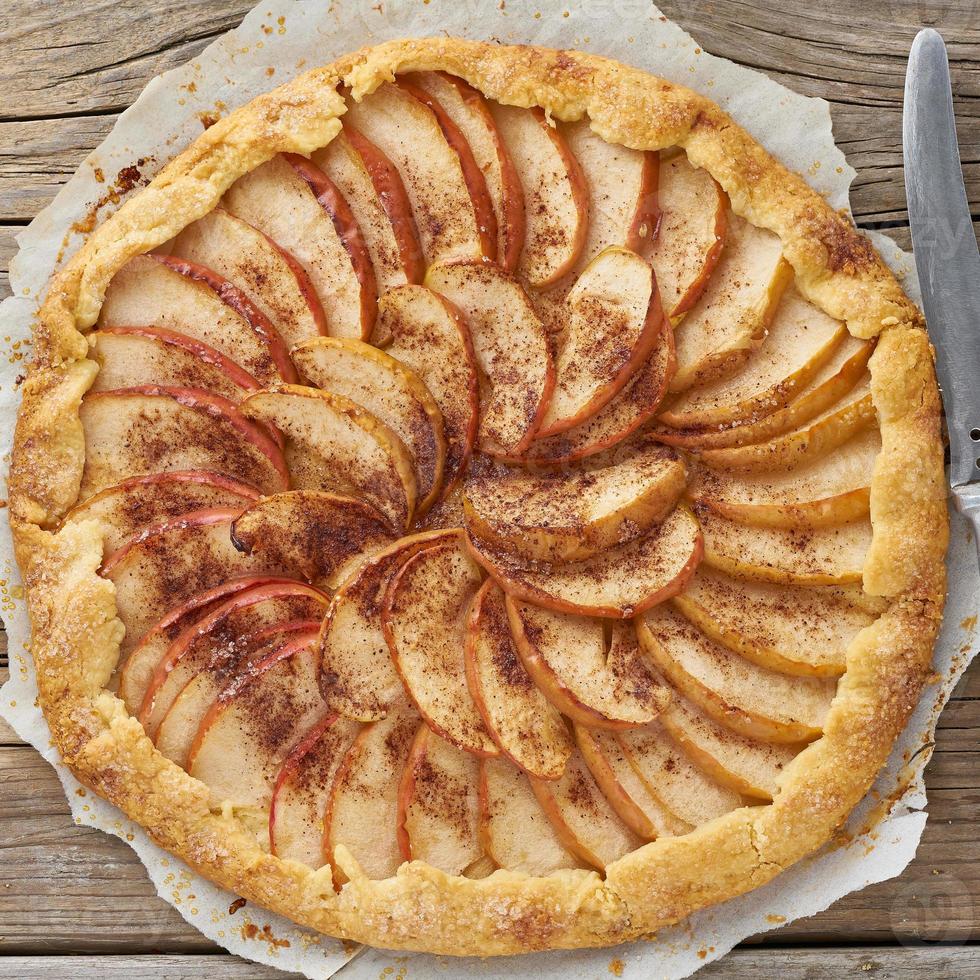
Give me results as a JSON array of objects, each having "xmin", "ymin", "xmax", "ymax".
[{"xmin": 10, "ymin": 38, "xmax": 946, "ymax": 955}]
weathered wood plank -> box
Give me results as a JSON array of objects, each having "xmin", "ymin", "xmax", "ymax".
[
  {"xmin": 0, "ymin": 945, "xmax": 978, "ymax": 979},
  {"xmin": 0, "ymin": 666, "xmax": 24, "ymax": 746}
]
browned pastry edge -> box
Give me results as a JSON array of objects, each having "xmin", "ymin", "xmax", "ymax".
[{"xmin": 9, "ymin": 38, "xmax": 947, "ymax": 955}]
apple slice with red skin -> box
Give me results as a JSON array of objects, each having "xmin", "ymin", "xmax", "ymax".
[
  {"xmin": 89, "ymin": 327, "xmax": 261, "ymax": 402},
  {"xmin": 63, "ymin": 470, "xmax": 260, "ymax": 557},
  {"xmin": 396, "ymin": 725, "xmax": 484, "ymax": 874},
  {"xmin": 79, "ymin": 386, "xmax": 288, "ymax": 499},
  {"xmin": 241, "ymin": 384, "xmax": 417, "ymax": 530},
  {"xmin": 490, "ymin": 104, "xmax": 588, "ymax": 288},
  {"xmin": 574, "ymin": 725, "xmax": 690, "ymax": 839},
  {"xmin": 223, "ymin": 155, "xmax": 375, "ymax": 340},
  {"xmin": 479, "ymin": 757, "xmax": 581, "ymax": 875},
  {"xmin": 464, "ymin": 441, "xmax": 686, "ymax": 564},
  {"xmin": 615, "ymin": 721, "xmax": 744, "ymax": 828},
  {"xmin": 99, "ymin": 254, "xmax": 294, "ymax": 385},
  {"xmin": 411, "ymin": 72, "xmax": 525, "ymax": 271},
  {"xmin": 117, "ymin": 575, "xmax": 290, "ymax": 706},
  {"xmin": 529, "ymin": 749, "xmax": 641, "ymax": 870},
  {"xmin": 397, "ymin": 76, "xmax": 498, "ymax": 262},
  {"xmin": 168, "ymin": 207, "xmax": 328, "ymax": 348},
  {"xmin": 467, "ymin": 505, "xmax": 703, "ymax": 619},
  {"xmin": 230, "ymin": 490, "xmax": 394, "ymax": 591},
  {"xmin": 508, "ymin": 323, "xmax": 675, "ymax": 466},
  {"xmin": 318, "ymin": 529, "xmax": 454, "ymax": 722},
  {"xmin": 536, "ymin": 247, "xmax": 664, "ymax": 437},
  {"xmin": 344, "ymin": 82, "xmax": 486, "ymax": 267},
  {"xmin": 323, "ymin": 700, "xmax": 420, "ymax": 881},
  {"xmin": 637, "ymin": 605, "xmax": 837, "ymax": 743},
  {"xmin": 187, "ymin": 631, "xmax": 328, "ymax": 811},
  {"xmin": 383, "ymin": 532, "xmax": 498, "ymax": 757},
  {"xmin": 670, "ymin": 216, "xmax": 792, "ymax": 393},
  {"xmin": 563, "ymin": 119, "xmax": 659, "ymax": 263},
  {"xmin": 313, "ymin": 129, "xmax": 423, "ymax": 295},
  {"xmin": 656, "ymin": 687, "xmax": 798, "ymax": 800},
  {"xmin": 656, "ymin": 334, "xmax": 873, "ymax": 451},
  {"xmin": 464, "ymin": 580, "xmax": 572, "ymax": 780},
  {"xmin": 643, "ymin": 152, "xmax": 727, "ymax": 320},
  {"xmin": 293, "ymin": 337, "xmax": 447, "ymax": 513},
  {"xmin": 424, "ymin": 261, "xmax": 554, "ymax": 456},
  {"xmin": 376, "ymin": 285, "xmax": 479, "ymax": 493},
  {"xmin": 269, "ymin": 712, "xmax": 362, "ymax": 866},
  {"xmin": 507, "ymin": 598, "xmax": 670, "ymax": 729},
  {"xmin": 155, "ymin": 617, "xmax": 323, "ymax": 767},
  {"xmin": 140, "ymin": 580, "xmax": 329, "ymax": 740}
]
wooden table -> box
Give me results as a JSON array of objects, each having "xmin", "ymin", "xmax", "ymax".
[{"xmin": 1, "ymin": 1, "xmax": 977, "ymax": 976}]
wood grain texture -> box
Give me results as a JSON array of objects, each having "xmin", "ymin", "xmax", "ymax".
[{"xmin": 0, "ymin": 0, "xmax": 978, "ymax": 975}]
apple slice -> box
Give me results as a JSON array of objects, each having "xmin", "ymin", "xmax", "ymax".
[
  {"xmin": 658, "ymin": 286, "xmax": 847, "ymax": 430},
  {"xmin": 699, "ymin": 383, "xmax": 875, "ymax": 474},
  {"xmin": 117, "ymin": 575, "xmax": 286, "ymax": 706},
  {"xmin": 425, "ymin": 261, "xmax": 553, "ymax": 455},
  {"xmin": 318, "ymin": 530, "xmax": 455, "ymax": 722},
  {"xmin": 687, "ymin": 425, "xmax": 880, "ymax": 519},
  {"xmin": 377, "ymin": 285, "xmax": 479, "ymax": 490},
  {"xmin": 696, "ymin": 506, "xmax": 873, "ymax": 586},
  {"xmin": 637, "ymin": 605, "xmax": 837, "ymax": 743},
  {"xmin": 230, "ymin": 490, "xmax": 393, "ymax": 590},
  {"xmin": 223, "ymin": 154, "xmax": 375, "ymax": 340},
  {"xmin": 658, "ymin": 691, "xmax": 797, "ymax": 800},
  {"xmin": 313, "ymin": 129, "xmax": 422, "ymax": 294},
  {"xmin": 575, "ymin": 726, "xmax": 690, "ymax": 839},
  {"xmin": 563, "ymin": 119, "xmax": 659, "ymax": 260},
  {"xmin": 512, "ymin": 323, "xmax": 675, "ymax": 466},
  {"xmin": 656, "ymin": 334, "xmax": 873, "ymax": 451},
  {"xmin": 63, "ymin": 471, "xmax": 260, "ymax": 557},
  {"xmin": 187, "ymin": 632, "xmax": 328, "ymax": 811},
  {"xmin": 411, "ymin": 72, "xmax": 524, "ymax": 271},
  {"xmin": 464, "ymin": 580, "xmax": 572, "ymax": 780},
  {"xmin": 269, "ymin": 713, "xmax": 362, "ymax": 867},
  {"xmin": 672, "ymin": 567, "xmax": 882, "ymax": 677},
  {"xmin": 489, "ymin": 104, "xmax": 588, "ymax": 288},
  {"xmin": 397, "ymin": 726, "xmax": 483, "ymax": 874},
  {"xmin": 344, "ymin": 82, "xmax": 486, "ymax": 267},
  {"xmin": 98, "ymin": 254, "xmax": 293, "ymax": 386},
  {"xmin": 507, "ymin": 598, "xmax": 670, "ymax": 729},
  {"xmin": 479, "ymin": 757, "xmax": 581, "ymax": 875},
  {"xmin": 643, "ymin": 152, "xmax": 727, "ymax": 319},
  {"xmin": 139, "ymin": 581, "xmax": 327, "ymax": 733},
  {"xmin": 670, "ymin": 215, "xmax": 791, "ymax": 392},
  {"xmin": 241, "ymin": 385, "xmax": 416, "ymax": 530},
  {"xmin": 89, "ymin": 327, "xmax": 260, "ymax": 401},
  {"xmin": 615, "ymin": 722, "xmax": 744, "ymax": 827},
  {"xmin": 155, "ymin": 618, "xmax": 323, "ymax": 767},
  {"xmin": 168, "ymin": 207, "xmax": 327, "ymax": 348},
  {"xmin": 536, "ymin": 247, "xmax": 664, "ymax": 436},
  {"xmin": 467, "ymin": 505, "xmax": 702, "ymax": 619},
  {"xmin": 293, "ymin": 337, "xmax": 446, "ymax": 512},
  {"xmin": 383, "ymin": 534, "xmax": 498, "ymax": 757},
  {"xmin": 80, "ymin": 386, "xmax": 287, "ymax": 499},
  {"xmin": 463, "ymin": 442, "xmax": 686, "ymax": 563},
  {"xmin": 529, "ymin": 749, "xmax": 641, "ymax": 870},
  {"xmin": 323, "ymin": 700, "xmax": 420, "ymax": 880}
]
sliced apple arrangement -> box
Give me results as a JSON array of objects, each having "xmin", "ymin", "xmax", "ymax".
[{"xmin": 68, "ymin": 71, "xmax": 886, "ymax": 883}]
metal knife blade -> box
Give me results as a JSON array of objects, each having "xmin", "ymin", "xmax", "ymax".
[{"xmin": 903, "ymin": 28, "xmax": 980, "ymax": 490}]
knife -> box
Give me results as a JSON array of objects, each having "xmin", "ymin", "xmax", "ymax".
[{"xmin": 903, "ymin": 28, "xmax": 980, "ymax": 543}]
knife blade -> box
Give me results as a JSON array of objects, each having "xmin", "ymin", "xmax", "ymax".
[{"xmin": 903, "ymin": 28, "xmax": 980, "ymax": 495}]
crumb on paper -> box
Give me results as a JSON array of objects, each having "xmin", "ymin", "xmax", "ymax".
[{"xmin": 608, "ymin": 958, "xmax": 624, "ymax": 976}]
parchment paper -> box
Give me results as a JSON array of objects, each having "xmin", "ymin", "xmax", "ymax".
[{"xmin": 1, "ymin": 2, "xmax": 977, "ymax": 977}]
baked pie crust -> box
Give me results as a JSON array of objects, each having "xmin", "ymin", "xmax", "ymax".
[{"xmin": 10, "ymin": 38, "xmax": 948, "ymax": 955}]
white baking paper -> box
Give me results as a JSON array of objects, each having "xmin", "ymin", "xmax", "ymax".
[{"xmin": 1, "ymin": 2, "xmax": 977, "ymax": 977}]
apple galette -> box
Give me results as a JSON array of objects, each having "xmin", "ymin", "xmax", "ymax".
[{"xmin": 11, "ymin": 39, "xmax": 947, "ymax": 955}]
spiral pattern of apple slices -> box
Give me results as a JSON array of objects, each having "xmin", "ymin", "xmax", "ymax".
[{"xmin": 68, "ymin": 72, "xmax": 884, "ymax": 881}]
